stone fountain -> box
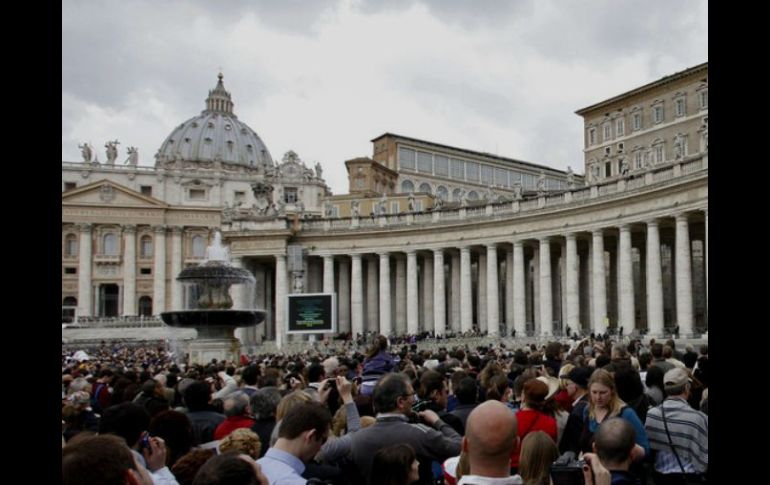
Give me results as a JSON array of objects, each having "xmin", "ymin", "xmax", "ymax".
[{"xmin": 161, "ymin": 232, "xmax": 265, "ymax": 364}]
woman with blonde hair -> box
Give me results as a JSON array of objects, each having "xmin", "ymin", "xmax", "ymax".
[
  {"xmin": 579, "ymin": 369, "xmax": 649, "ymax": 459},
  {"xmin": 519, "ymin": 431, "xmax": 559, "ymax": 485}
]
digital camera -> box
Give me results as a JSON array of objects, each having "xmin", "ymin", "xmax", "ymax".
[{"xmin": 550, "ymin": 453, "xmax": 586, "ymax": 485}]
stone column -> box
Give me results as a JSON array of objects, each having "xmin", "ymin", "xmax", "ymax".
[
  {"xmin": 451, "ymin": 252, "xmax": 461, "ymax": 332},
  {"xmin": 153, "ymin": 225, "xmax": 167, "ymax": 315},
  {"xmin": 230, "ymin": 256, "xmax": 246, "ymax": 309},
  {"xmin": 275, "ymin": 254, "xmax": 287, "ymax": 348},
  {"xmin": 406, "ymin": 250, "xmax": 419, "ymax": 335},
  {"xmin": 487, "ymin": 244, "xmax": 500, "ymax": 337},
  {"xmin": 395, "ymin": 256, "xmax": 406, "ymax": 335},
  {"xmin": 366, "ymin": 257, "xmax": 378, "ymax": 333},
  {"xmin": 513, "ymin": 240, "xmax": 526, "ymax": 336},
  {"xmin": 532, "ymin": 246, "xmax": 540, "ymax": 332},
  {"xmin": 77, "ymin": 223, "xmax": 93, "ymax": 317},
  {"xmin": 646, "ymin": 221, "xmax": 665, "ymax": 337},
  {"xmin": 565, "ymin": 233, "xmax": 580, "ymax": 333},
  {"xmin": 506, "ymin": 249, "xmax": 514, "ymax": 335},
  {"xmin": 351, "ymin": 254, "xmax": 364, "ymax": 338},
  {"xmin": 704, "ymin": 209, "xmax": 708, "ymax": 305},
  {"xmin": 254, "ymin": 265, "xmax": 267, "ymax": 340},
  {"xmin": 675, "ymin": 214, "xmax": 694, "ymax": 337},
  {"xmin": 460, "ymin": 246, "xmax": 473, "ymax": 333},
  {"xmin": 539, "ymin": 237, "xmax": 553, "ymax": 336},
  {"xmin": 592, "ymin": 229, "xmax": 607, "ymax": 334},
  {"xmin": 323, "ymin": 255, "xmax": 335, "ymax": 294},
  {"xmin": 170, "ymin": 227, "xmax": 183, "ymax": 311},
  {"xmin": 422, "ymin": 254, "xmax": 434, "ymax": 333},
  {"xmin": 478, "ymin": 251, "xmax": 487, "ymax": 333},
  {"xmin": 338, "ymin": 259, "xmax": 351, "ymax": 334},
  {"xmin": 618, "ymin": 225, "xmax": 635, "ymax": 331},
  {"xmin": 122, "ymin": 225, "xmax": 136, "ymax": 316},
  {"xmin": 379, "ymin": 252, "xmax": 392, "ymax": 336},
  {"xmin": 433, "ymin": 249, "xmax": 446, "ymax": 336}
]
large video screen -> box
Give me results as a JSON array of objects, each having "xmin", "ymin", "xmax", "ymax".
[{"xmin": 286, "ymin": 293, "xmax": 336, "ymax": 334}]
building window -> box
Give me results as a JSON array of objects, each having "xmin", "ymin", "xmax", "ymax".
[
  {"xmin": 616, "ymin": 118, "xmax": 625, "ymax": 137},
  {"xmin": 617, "ymin": 142, "xmax": 624, "ymax": 153},
  {"xmin": 603, "ymin": 123, "xmax": 611, "ymax": 141},
  {"xmin": 399, "ymin": 147, "xmax": 416, "ymax": 170},
  {"xmin": 140, "ymin": 235, "xmax": 153, "ymax": 258},
  {"xmin": 417, "ymin": 151, "xmax": 433, "ymax": 173},
  {"xmin": 467, "ymin": 191, "xmax": 479, "ymax": 201},
  {"xmin": 414, "ymin": 201, "xmax": 423, "ymax": 211},
  {"xmin": 452, "ymin": 188, "xmax": 463, "ymax": 201},
  {"xmin": 103, "ymin": 233, "xmax": 118, "ymax": 255},
  {"xmin": 140, "ymin": 267, "xmax": 152, "ymax": 275},
  {"xmin": 652, "ymin": 104, "xmax": 664, "ymax": 124},
  {"xmin": 465, "ymin": 162, "xmax": 479, "ymax": 181},
  {"xmin": 189, "ymin": 189, "xmax": 206, "ymax": 200},
  {"xmin": 605, "ymin": 162, "xmax": 612, "ymax": 178},
  {"xmin": 673, "ymin": 134, "xmax": 688, "ymax": 159},
  {"xmin": 588, "ymin": 128, "xmax": 597, "ymax": 146},
  {"xmin": 64, "ymin": 182, "xmax": 77, "ymax": 191},
  {"xmin": 192, "ymin": 235, "xmax": 205, "ymax": 258},
  {"xmin": 675, "ymin": 97, "xmax": 686, "ymax": 117},
  {"xmin": 434, "ymin": 155, "xmax": 449, "ymax": 176},
  {"xmin": 634, "ymin": 151, "xmax": 643, "ymax": 169},
  {"xmin": 450, "ymin": 158, "xmax": 464, "ymax": 179},
  {"xmin": 699, "ymin": 90, "xmax": 708, "ymax": 109},
  {"xmin": 604, "ymin": 147, "xmax": 611, "ymax": 156},
  {"xmin": 64, "ymin": 267, "xmax": 77, "ymax": 275},
  {"xmin": 419, "ymin": 182, "xmax": 432, "ymax": 195},
  {"xmin": 480, "ymin": 165, "xmax": 494, "ymax": 185},
  {"xmin": 64, "ymin": 234, "xmax": 78, "ymax": 256},
  {"xmin": 632, "ymin": 112, "xmax": 642, "ymax": 131},
  {"xmin": 654, "ymin": 144, "xmax": 665, "ymax": 164},
  {"xmin": 436, "ymin": 185, "xmax": 448, "ymax": 200},
  {"xmin": 401, "ymin": 180, "xmax": 415, "ymax": 193},
  {"xmin": 391, "ymin": 202, "xmax": 400, "ymax": 213},
  {"xmin": 330, "ymin": 206, "xmax": 339, "ymax": 218},
  {"xmin": 284, "ymin": 187, "xmax": 298, "ymax": 204},
  {"xmin": 140, "ymin": 185, "xmax": 153, "ymax": 196},
  {"xmin": 234, "ymin": 191, "xmax": 246, "ymax": 205}
]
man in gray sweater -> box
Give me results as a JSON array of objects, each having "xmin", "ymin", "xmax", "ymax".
[{"xmin": 349, "ymin": 373, "xmax": 462, "ymax": 484}]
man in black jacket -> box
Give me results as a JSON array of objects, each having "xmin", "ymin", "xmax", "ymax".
[{"xmin": 349, "ymin": 373, "xmax": 462, "ymax": 484}]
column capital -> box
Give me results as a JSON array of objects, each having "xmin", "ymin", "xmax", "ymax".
[
  {"xmin": 675, "ymin": 213, "xmax": 690, "ymax": 223},
  {"xmin": 646, "ymin": 219, "xmax": 660, "ymax": 228},
  {"xmin": 122, "ymin": 224, "xmax": 137, "ymax": 234},
  {"xmin": 379, "ymin": 251, "xmax": 390, "ymax": 259},
  {"xmin": 538, "ymin": 236, "xmax": 550, "ymax": 244},
  {"xmin": 77, "ymin": 223, "xmax": 93, "ymax": 233},
  {"xmin": 320, "ymin": 253, "xmax": 335, "ymax": 260},
  {"xmin": 619, "ymin": 224, "xmax": 631, "ymax": 233},
  {"xmin": 460, "ymin": 246, "xmax": 471, "ymax": 254},
  {"xmin": 405, "ymin": 249, "xmax": 417, "ymax": 256},
  {"xmin": 432, "ymin": 248, "xmax": 444, "ymax": 256},
  {"xmin": 592, "ymin": 228, "xmax": 604, "ymax": 237},
  {"xmin": 486, "ymin": 243, "xmax": 498, "ymax": 250},
  {"xmin": 170, "ymin": 226, "xmax": 184, "ymax": 235},
  {"xmin": 275, "ymin": 253, "xmax": 287, "ymax": 262},
  {"xmin": 565, "ymin": 232, "xmax": 577, "ymax": 241},
  {"xmin": 152, "ymin": 224, "xmax": 167, "ymax": 234}
]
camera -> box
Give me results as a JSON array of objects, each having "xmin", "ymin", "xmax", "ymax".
[
  {"xmin": 411, "ymin": 399, "xmax": 431, "ymax": 413},
  {"xmin": 140, "ymin": 433, "xmax": 152, "ymax": 452},
  {"xmin": 550, "ymin": 453, "xmax": 586, "ymax": 485}
]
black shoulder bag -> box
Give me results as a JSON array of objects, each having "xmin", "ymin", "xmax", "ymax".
[{"xmin": 660, "ymin": 403, "xmax": 706, "ymax": 484}]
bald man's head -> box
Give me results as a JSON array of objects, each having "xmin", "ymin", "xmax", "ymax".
[
  {"xmin": 593, "ymin": 418, "xmax": 635, "ymax": 466},
  {"xmin": 464, "ymin": 400, "xmax": 518, "ymax": 461}
]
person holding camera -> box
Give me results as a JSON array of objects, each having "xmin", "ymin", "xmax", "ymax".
[{"xmin": 349, "ymin": 373, "xmax": 462, "ymax": 485}]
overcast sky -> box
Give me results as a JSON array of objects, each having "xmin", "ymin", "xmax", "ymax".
[{"xmin": 62, "ymin": 0, "xmax": 707, "ymax": 194}]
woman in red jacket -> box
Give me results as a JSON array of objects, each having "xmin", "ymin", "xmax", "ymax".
[{"xmin": 509, "ymin": 378, "xmax": 558, "ymax": 474}]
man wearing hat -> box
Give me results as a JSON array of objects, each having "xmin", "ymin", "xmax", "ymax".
[
  {"xmin": 559, "ymin": 366, "xmax": 593, "ymax": 454},
  {"xmin": 644, "ymin": 368, "xmax": 708, "ymax": 484}
]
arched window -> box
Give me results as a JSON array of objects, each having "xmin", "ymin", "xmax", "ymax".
[
  {"xmin": 103, "ymin": 233, "xmax": 118, "ymax": 255},
  {"xmin": 138, "ymin": 296, "xmax": 153, "ymax": 317},
  {"xmin": 63, "ymin": 297, "xmax": 77, "ymax": 307},
  {"xmin": 64, "ymin": 234, "xmax": 78, "ymax": 256},
  {"xmin": 140, "ymin": 235, "xmax": 153, "ymax": 258},
  {"xmin": 419, "ymin": 183, "xmax": 432, "ymax": 195},
  {"xmin": 192, "ymin": 235, "xmax": 206, "ymax": 258},
  {"xmin": 401, "ymin": 180, "xmax": 415, "ymax": 193},
  {"xmin": 436, "ymin": 186, "xmax": 448, "ymax": 200},
  {"xmin": 467, "ymin": 191, "xmax": 479, "ymax": 201},
  {"xmin": 452, "ymin": 188, "xmax": 463, "ymax": 201}
]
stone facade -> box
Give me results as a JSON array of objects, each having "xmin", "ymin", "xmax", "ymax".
[{"xmin": 62, "ymin": 65, "xmax": 708, "ymax": 349}]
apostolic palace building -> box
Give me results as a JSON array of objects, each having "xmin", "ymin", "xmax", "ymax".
[{"xmin": 62, "ymin": 63, "xmax": 708, "ymax": 349}]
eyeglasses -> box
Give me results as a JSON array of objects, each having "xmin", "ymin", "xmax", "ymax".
[{"xmin": 401, "ymin": 392, "xmax": 415, "ymax": 399}]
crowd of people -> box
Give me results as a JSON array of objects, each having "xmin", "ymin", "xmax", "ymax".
[{"xmin": 62, "ymin": 334, "xmax": 708, "ymax": 484}]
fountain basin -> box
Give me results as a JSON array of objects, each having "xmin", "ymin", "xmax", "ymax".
[{"xmin": 161, "ymin": 309, "xmax": 266, "ymax": 328}]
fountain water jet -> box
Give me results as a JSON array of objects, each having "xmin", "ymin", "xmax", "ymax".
[{"xmin": 161, "ymin": 232, "xmax": 266, "ymax": 364}]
